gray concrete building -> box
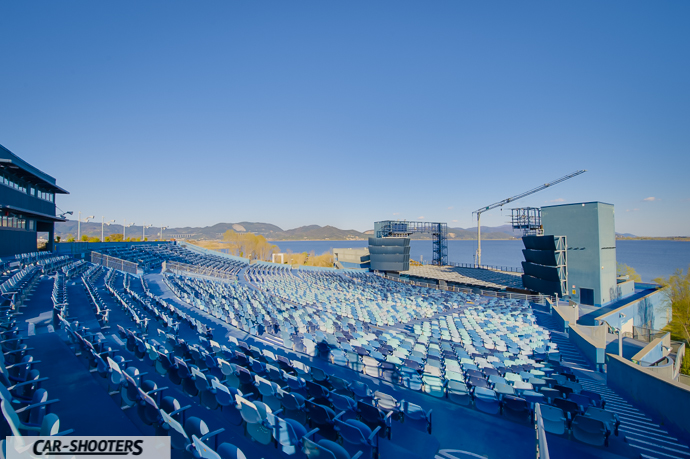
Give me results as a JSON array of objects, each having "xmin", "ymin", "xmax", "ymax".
[{"xmin": 541, "ymin": 202, "xmax": 617, "ymax": 306}]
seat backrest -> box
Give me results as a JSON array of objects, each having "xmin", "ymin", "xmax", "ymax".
[
  {"xmin": 281, "ymin": 393, "xmax": 304, "ymax": 411},
  {"xmin": 584, "ymin": 406, "xmax": 614, "ymax": 423},
  {"xmin": 402, "ymin": 401, "xmax": 427, "ymax": 420},
  {"xmin": 236, "ymin": 395, "xmax": 262, "ymax": 424},
  {"xmin": 580, "ymin": 389, "xmax": 601, "ymax": 402},
  {"xmin": 306, "ymin": 400, "xmax": 333, "ymax": 424},
  {"xmin": 306, "ymin": 380, "xmax": 328, "ymax": 398},
  {"xmin": 255, "ymin": 375, "xmax": 276, "ymax": 397},
  {"xmin": 473, "ymin": 387, "xmax": 497, "ymax": 400},
  {"xmin": 553, "ymin": 398, "xmax": 579, "ymax": 414},
  {"xmin": 160, "ymin": 409, "xmax": 189, "ymax": 449},
  {"xmin": 330, "ymin": 392, "xmax": 355, "ymax": 412},
  {"xmin": 447, "ymin": 380, "xmax": 469, "ymax": 393},
  {"xmin": 357, "ymin": 401, "xmax": 382, "ymax": 422},
  {"xmin": 303, "ymin": 437, "xmax": 336, "ymax": 459},
  {"xmin": 334, "ymin": 418, "xmax": 366, "ymax": 444},
  {"xmin": 1, "ymin": 398, "xmax": 22, "ymax": 437},
  {"xmin": 538, "ymin": 404, "xmax": 565, "ymax": 421},
  {"xmin": 572, "ymin": 415, "xmax": 605, "ymax": 434},
  {"xmin": 503, "ymin": 395, "xmax": 528, "ymax": 410}
]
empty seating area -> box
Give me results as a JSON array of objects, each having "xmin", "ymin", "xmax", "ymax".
[
  {"xmin": 0, "ymin": 246, "xmax": 663, "ymax": 458},
  {"xmin": 1, "ymin": 253, "xmax": 72, "ymax": 309},
  {"xmin": 100, "ymin": 245, "xmax": 168, "ymax": 270},
  {"xmin": 142, "ymin": 245, "xmax": 247, "ymax": 276},
  {"xmin": 45, "ymin": 266, "xmax": 442, "ymax": 458},
  {"xmin": 164, "ymin": 274, "xmax": 291, "ymax": 337},
  {"xmin": 159, "ymin": 257, "xmax": 626, "ymax": 451}
]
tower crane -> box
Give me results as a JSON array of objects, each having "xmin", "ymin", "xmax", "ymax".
[{"xmin": 472, "ymin": 170, "xmax": 586, "ymax": 267}]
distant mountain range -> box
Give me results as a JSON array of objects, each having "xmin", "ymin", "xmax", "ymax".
[{"xmin": 55, "ymin": 221, "xmax": 521, "ymax": 241}]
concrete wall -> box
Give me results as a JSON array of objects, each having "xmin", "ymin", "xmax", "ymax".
[
  {"xmin": 0, "ymin": 229, "xmax": 37, "ymax": 258},
  {"xmin": 594, "ymin": 286, "xmax": 670, "ymax": 331},
  {"xmin": 633, "ymin": 333, "xmax": 671, "ymax": 365},
  {"xmin": 617, "ymin": 279, "xmax": 635, "ymax": 299},
  {"xmin": 569, "ymin": 323, "xmax": 607, "ymax": 370},
  {"xmin": 333, "ymin": 247, "xmax": 370, "ymax": 264},
  {"xmin": 552, "ymin": 303, "xmax": 579, "ymax": 333},
  {"xmin": 542, "ymin": 202, "xmax": 617, "ymax": 307},
  {"xmin": 607, "ymin": 353, "xmax": 690, "ymax": 442}
]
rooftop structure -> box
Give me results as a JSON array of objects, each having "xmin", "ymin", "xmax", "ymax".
[{"xmin": 374, "ymin": 221, "xmax": 447, "ymax": 266}]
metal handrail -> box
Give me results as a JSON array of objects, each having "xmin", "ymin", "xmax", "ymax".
[{"xmin": 448, "ymin": 262, "xmax": 524, "ymax": 273}]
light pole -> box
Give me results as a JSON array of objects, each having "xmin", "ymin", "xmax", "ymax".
[
  {"xmin": 124, "ymin": 220, "xmax": 135, "ymax": 242},
  {"xmin": 143, "ymin": 223, "xmax": 152, "ymax": 241},
  {"xmin": 77, "ymin": 212, "xmax": 94, "ymax": 241},
  {"xmin": 102, "ymin": 217, "xmax": 115, "ymax": 242},
  {"xmin": 160, "ymin": 226, "xmax": 168, "ymax": 241}
]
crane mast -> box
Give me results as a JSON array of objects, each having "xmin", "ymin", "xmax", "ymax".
[{"xmin": 472, "ymin": 170, "xmax": 586, "ymax": 267}]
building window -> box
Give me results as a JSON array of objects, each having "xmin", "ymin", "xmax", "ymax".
[{"xmin": 0, "ymin": 213, "xmax": 34, "ymax": 231}]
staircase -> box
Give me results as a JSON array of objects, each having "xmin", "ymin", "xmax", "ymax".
[{"xmin": 534, "ymin": 309, "xmax": 690, "ymax": 459}]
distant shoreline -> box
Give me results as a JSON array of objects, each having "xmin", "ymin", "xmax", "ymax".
[
  {"xmin": 616, "ymin": 238, "xmax": 690, "ymax": 241},
  {"xmin": 266, "ymin": 238, "xmax": 519, "ymax": 242}
]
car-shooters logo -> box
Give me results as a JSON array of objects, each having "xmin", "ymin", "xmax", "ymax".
[{"xmin": 6, "ymin": 437, "xmax": 170, "ymax": 459}]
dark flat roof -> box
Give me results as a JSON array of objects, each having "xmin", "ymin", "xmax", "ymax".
[
  {"xmin": 0, "ymin": 204, "xmax": 68, "ymax": 222},
  {"xmin": 0, "ymin": 143, "xmax": 69, "ymax": 194},
  {"xmin": 542, "ymin": 201, "xmax": 613, "ymax": 209}
]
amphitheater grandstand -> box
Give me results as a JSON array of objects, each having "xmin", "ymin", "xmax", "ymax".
[{"xmin": 0, "ymin": 242, "xmax": 688, "ymax": 459}]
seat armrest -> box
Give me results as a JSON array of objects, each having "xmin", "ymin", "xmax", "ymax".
[
  {"xmin": 170, "ymin": 405, "xmax": 192, "ymax": 417},
  {"xmin": 16, "ymin": 399, "xmax": 60, "ymax": 414},
  {"xmin": 368, "ymin": 426, "xmax": 382, "ymax": 442},
  {"xmin": 0, "ymin": 338, "xmax": 23, "ymax": 345},
  {"xmin": 303, "ymin": 428, "xmax": 320, "ymax": 439},
  {"xmin": 200, "ymin": 428, "xmax": 225, "ymax": 442},
  {"xmin": 4, "ymin": 348, "xmax": 31, "ymax": 355},
  {"xmin": 9, "ymin": 377, "xmax": 49, "ymax": 390},
  {"xmin": 148, "ymin": 387, "xmax": 169, "ymax": 396}
]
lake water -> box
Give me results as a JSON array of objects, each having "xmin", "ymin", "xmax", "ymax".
[{"xmin": 271, "ymin": 240, "xmax": 690, "ymax": 282}]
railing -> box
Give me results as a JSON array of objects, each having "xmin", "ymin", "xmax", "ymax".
[
  {"xmin": 535, "ymin": 403, "xmax": 550, "ymax": 459},
  {"xmin": 90, "ymin": 252, "xmax": 138, "ymax": 275},
  {"xmin": 674, "ymin": 342, "xmax": 686, "ymax": 381},
  {"xmin": 449, "ymin": 261, "xmax": 524, "ymax": 273},
  {"xmin": 163, "ymin": 261, "xmax": 237, "ymax": 281},
  {"xmin": 679, "ymin": 374, "xmax": 690, "ymax": 387},
  {"xmin": 622, "ymin": 326, "xmax": 669, "ymax": 343},
  {"xmin": 378, "ymin": 273, "xmax": 554, "ymax": 305}
]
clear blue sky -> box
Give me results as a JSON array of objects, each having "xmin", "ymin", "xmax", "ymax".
[{"xmin": 1, "ymin": 1, "xmax": 688, "ymax": 236}]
